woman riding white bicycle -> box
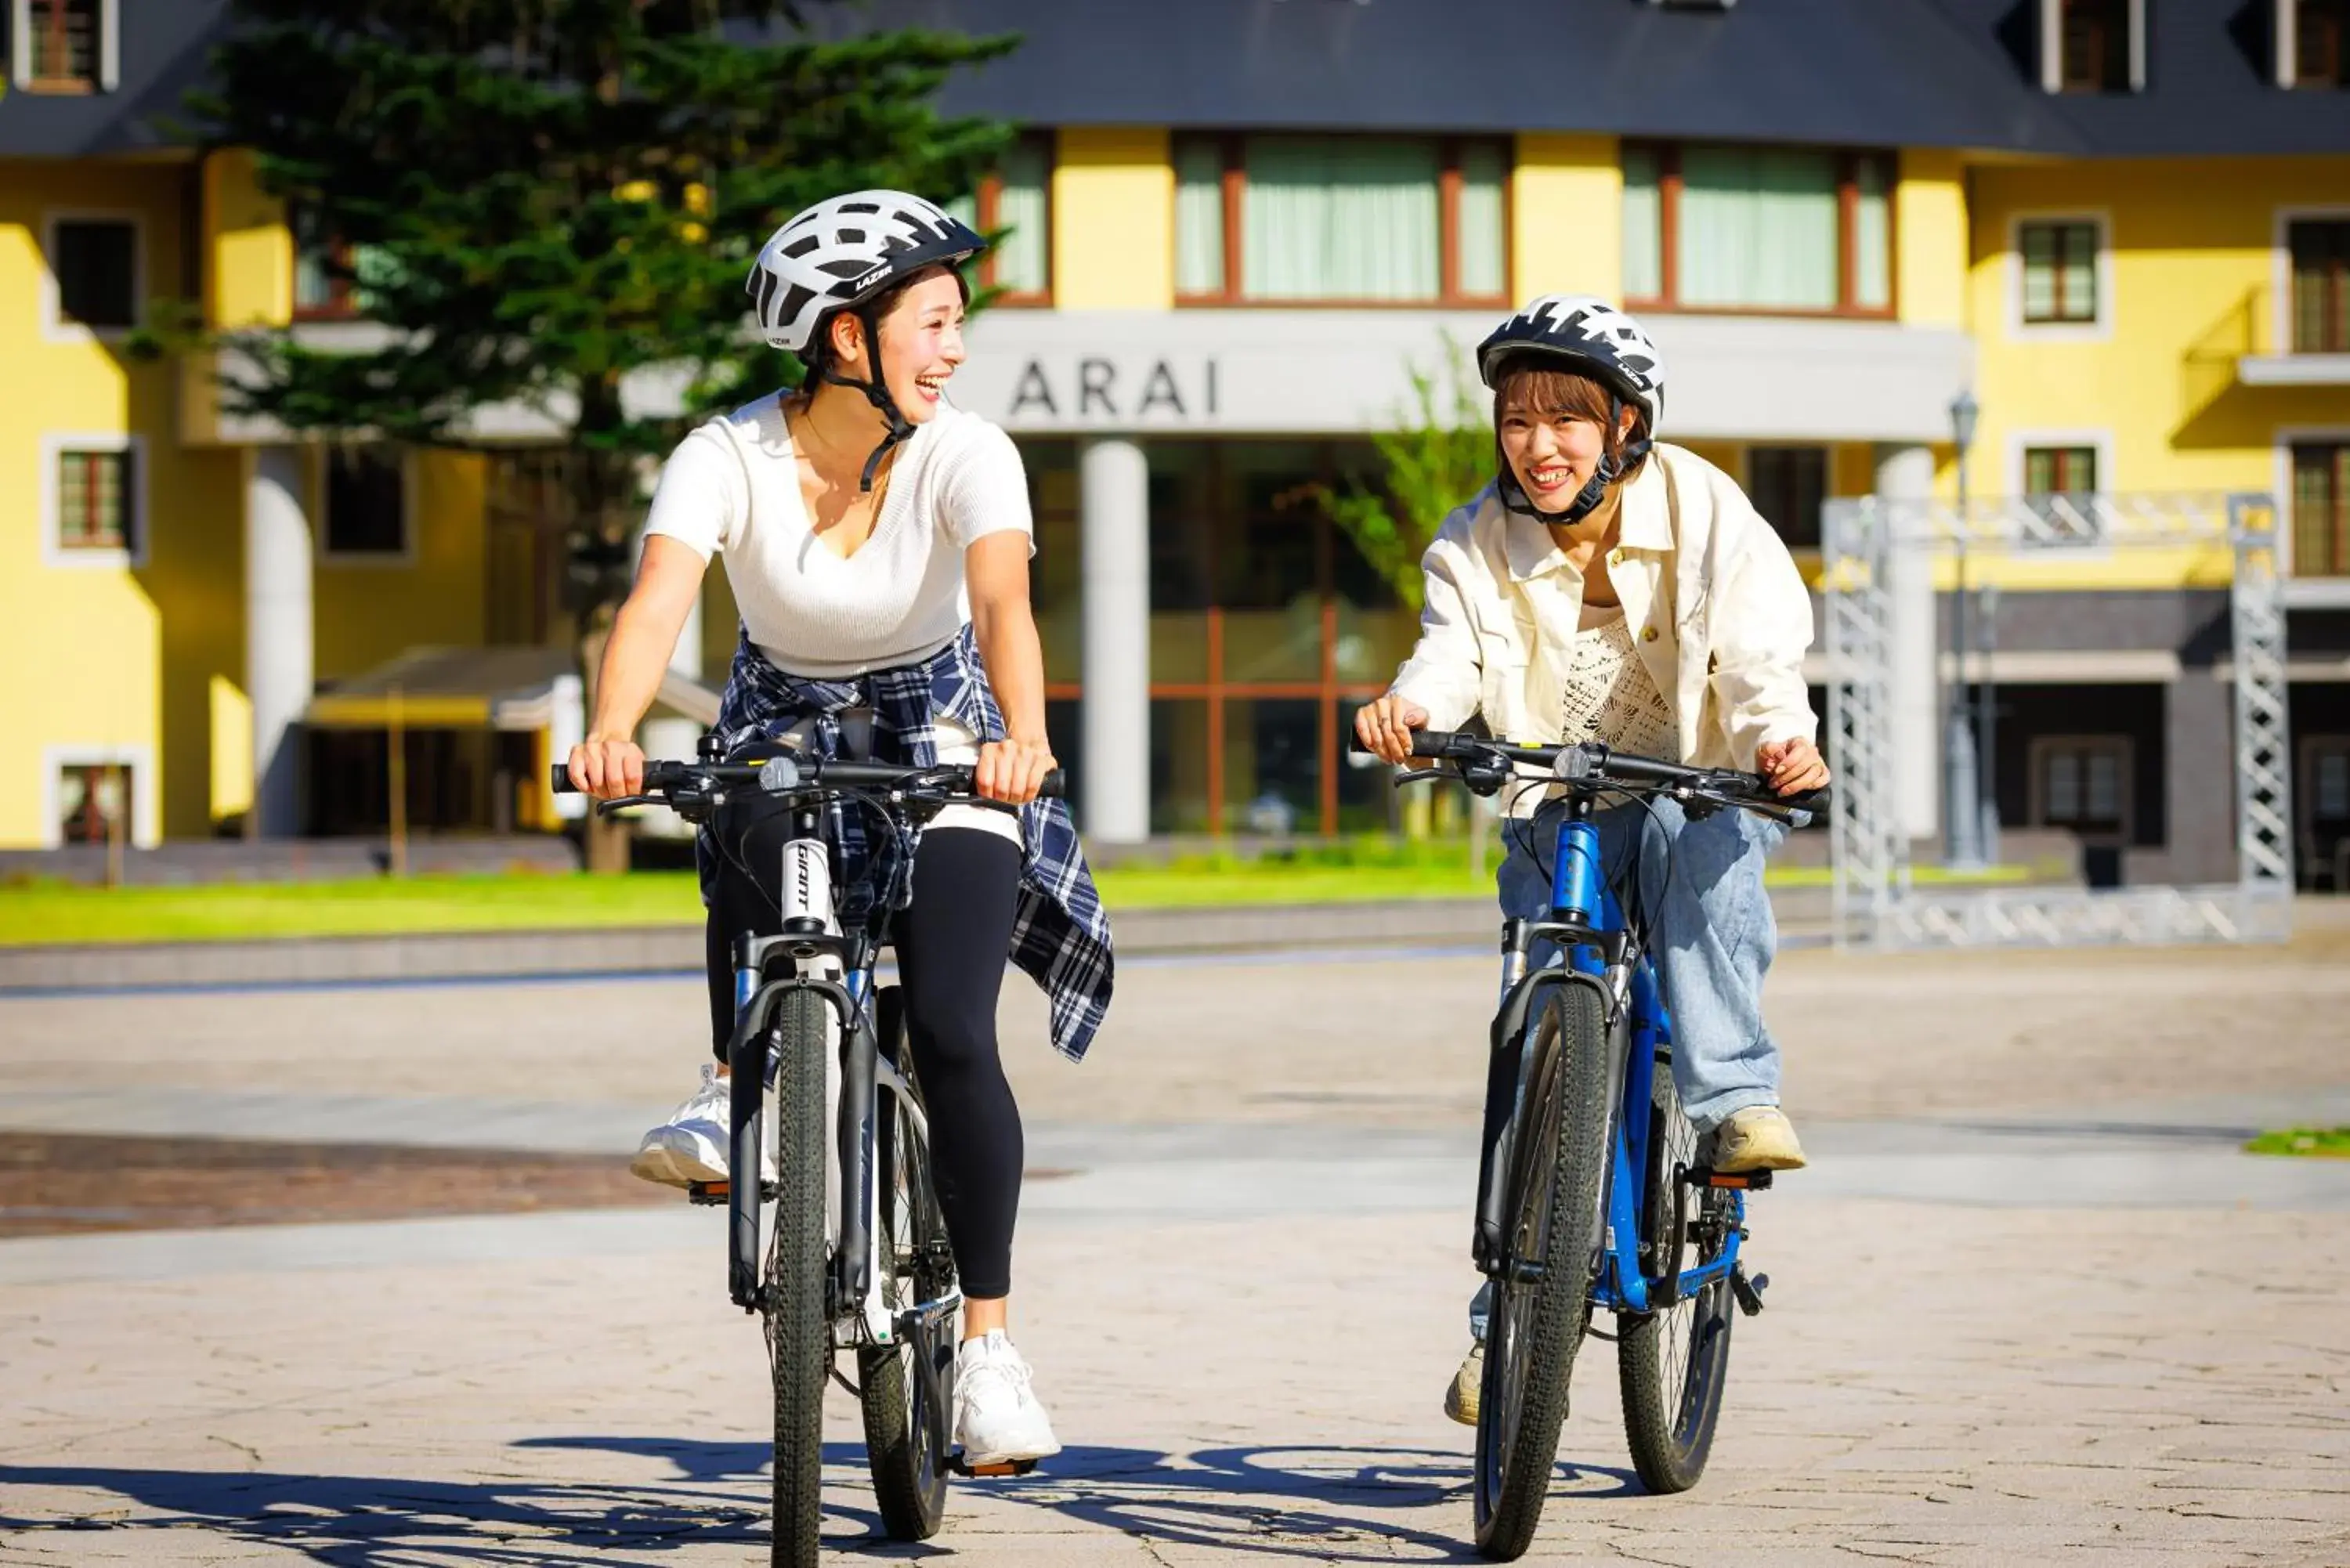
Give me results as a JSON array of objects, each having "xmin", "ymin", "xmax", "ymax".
[
  {"xmin": 1351, "ymin": 294, "xmax": 1826, "ymax": 1425},
  {"xmin": 568, "ymin": 190, "xmax": 1112, "ymax": 1470}
]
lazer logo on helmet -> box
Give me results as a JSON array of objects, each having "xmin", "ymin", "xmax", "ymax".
[{"xmin": 851, "ymin": 263, "xmax": 891, "ymax": 293}]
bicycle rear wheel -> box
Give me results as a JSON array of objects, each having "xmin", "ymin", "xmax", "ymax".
[
  {"xmin": 1615, "ymin": 1043, "xmax": 1737, "ymax": 1494},
  {"xmin": 859, "ymin": 1062, "xmax": 954, "ymax": 1539},
  {"xmin": 765, "ymin": 989, "xmax": 831, "ymax": 1568},
  {"xmin": 1473, "ymin": 981, "xmax": 1615, "ymax": 1562}
]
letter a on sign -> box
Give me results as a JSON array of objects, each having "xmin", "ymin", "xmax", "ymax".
[
  {"xmin": 1009, "ymin": 360, "xmax": 1058, "ymax": 417},
  {"xmin": 1137, "ymin": 361, "xmax": 1187, "ymax": 418}
]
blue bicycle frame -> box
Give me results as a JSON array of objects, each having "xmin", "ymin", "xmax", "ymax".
[{"xmin": 1507, "ymin": 796, "xmax": 1751, "ymax": 1318}]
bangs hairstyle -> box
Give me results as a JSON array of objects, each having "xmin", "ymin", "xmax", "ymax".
[{"xmin": 1492, "ymin": 359, "xmax": 1651, "ymax": 478}]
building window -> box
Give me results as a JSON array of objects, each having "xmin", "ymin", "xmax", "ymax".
[
  {"xmin": 2290, "ymin": 219, "xmax": 2350, "ymax": 353},
  {"xmin": 57, "ymin": 761, "xmax": 132, "ymax": 844},
  {"xmin": 50, "ymin": 216, "xmax": 137, "ymax": 331},
  {"xmin": 1172, "ymin": 134, "xmax": 1510, "ymax": 306},
  {"xmin": 1746, "ymin": 446, "xmax": 1828, "ymax": 549},
  {"xmin": 22, "ymin": 0, "xmax": 102, "ymax": 92},
  {"xmin": 2294, "ymin": 0, "xmax": 2350, "ymax": 86},
  {"xmin": 55, "ymin": 446, "xmax": 135, "ymax": 554},
  {"xmin": 2292, "ymin": 441, "xmax": 2350, "ymax": 577},
  {"xmin": 2054, "ymin": 0, "xmax": 2136, "ymax": 92},
  {"xmin": 2020, "ymin": 219, "xmax": 2100, "ymax": 324},
  {"xmin": 945, "ymin": 133, "xmax": 1052, "ymax": 304},
  {"xmin": 1622, "ymin": 143, "xmax": 1893, "ymax": 316},
  {"xmin": 2024, "ymin": 444, "xmax": 2099, "ymax": 497},
  {"xmin": 324, "ymin": 446, "xmax": 408, "ymax": 556},
  {"xmin": 2032, "ymin": 736, "xmax": 2131, "ymax": 836}
]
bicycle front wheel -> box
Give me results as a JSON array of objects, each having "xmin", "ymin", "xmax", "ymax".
[
  {"xmin": 765, "ymin": 988, "xmax": 831, "ymax": 1568},
  {"xmin": 859, "ymin": 1071, "xmax": 954, "ymax": 1539},
  {"xmin": 1473, "ymin": 981, "xmax": 1615, "ymax": 1562},
  {"xmin": 1615, "ymin": 1044, "xmax": 1737, "ymax": 1494}
]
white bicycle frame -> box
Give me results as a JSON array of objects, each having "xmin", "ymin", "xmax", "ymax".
[{"xmin": 761, "ymin": 832, "xmax": 956, "ymax": 1349}]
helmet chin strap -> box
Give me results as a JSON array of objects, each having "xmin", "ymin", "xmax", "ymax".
[
  {"xmin": 1495, "ymin": 392, "xmax": 1651, "ymax": 526},
  {"xmin": 808, "ymin": 303, "xmax": 916, "ymax": 492}
]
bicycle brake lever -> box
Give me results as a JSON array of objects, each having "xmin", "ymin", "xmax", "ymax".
[
  {"xmin": 1390, "ymin": 766, "xmax": 1448, "ymax": 788},
  {"xmin": 595, "ymin": 794, "xmax": 661, "ymax": 815}
]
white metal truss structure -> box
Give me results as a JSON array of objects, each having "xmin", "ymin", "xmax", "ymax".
[{"xmin": 1821, "ymin": 491, "xmax": 2294, "ymax": 950}]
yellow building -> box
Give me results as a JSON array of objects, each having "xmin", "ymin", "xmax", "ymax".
[{"xmin": 5, "ymin": 0, "xmax": 2348, "ymax": 883}]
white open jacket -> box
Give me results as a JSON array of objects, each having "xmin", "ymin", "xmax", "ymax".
[{"xmin": 1390, "ymin": 443, "xmax": 1817, "ymax": 812}]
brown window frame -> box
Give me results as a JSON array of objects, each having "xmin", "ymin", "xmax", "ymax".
[
  {"xmin": 2289, "ymin": 218, "xmax": 2350, "ymax": 354},
  {"xmin": 294, "ymin": 239, "xmax": 363, "ymax": 322},
  {"xmin": 1170, "ymin": 132, "xmax": 1514, "ymax": 310},
  {"xmin": 57, "ymin": 761, "xmax": 133, "ymax": 845},
  {"xmin": 2298, "ymin": 0, "xmax": 2350, "ymax": 86},
  {"xmin": 55, "ymin": 445, "xmax": 136, "ymax": 555},
  {"xmin": 2019, "ymin": 219, "xmax": 2101, "ymax": 324},
  {"xmin": 2030, "ymin": 734, "xmax": 2135, "ymax": 840},
  {"xmin": 1621, "ymin": 142, "xmax": 1898, "ymax": 320},
  {"xmin": 26, "ymin": 0, "xmax": 101, "ymax": 94},
  {"xmin": 2291, "ymin": 440, "xmax": 2350, "ymax": 578},
  {"xmin": 962, "ymin": 131, "xmax": 1054, "ymax": 308},
  {"xmin": 2024, "ymin": 444, "xmax": 2099, "ymax": 496},
  {"xmin": 2058, "ymin": 0, "xmax": 2133, "ymax": 92}
]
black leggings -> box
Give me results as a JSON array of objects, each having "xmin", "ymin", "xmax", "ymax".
[{"xmin": 705, "ymin": 808, "xmax": 1025, "ymax": 1300}]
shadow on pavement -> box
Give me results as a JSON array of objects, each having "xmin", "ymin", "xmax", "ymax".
[{"xmin": 2, "ymin": 1439, "xmax": 1642, "ymax": 1563}]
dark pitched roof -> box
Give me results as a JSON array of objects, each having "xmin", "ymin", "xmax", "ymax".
[
  {"xmin": 7, "ymin": 0, "xmax": 2343, "ymax": 159},
  {"xmin": 0, "ymin": 0, "xmax": 225, "ymax": 157}
]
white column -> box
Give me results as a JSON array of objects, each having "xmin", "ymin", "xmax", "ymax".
[
  {"xmin": 1079, "ymin": 437, "xmax": 1150, "ymax": 843},
  {"xmin": 1873, "ymin": 443, "xmax": 1941, "ymax": 846},
  {"xmin": 245, "ymin": 445, "xmax": 313, "ymax": 837}
]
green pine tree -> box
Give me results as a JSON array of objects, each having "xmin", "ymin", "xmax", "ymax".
[{"xmin": 177, "ymin": 0, "xmax": 1018, "ymax": 613}]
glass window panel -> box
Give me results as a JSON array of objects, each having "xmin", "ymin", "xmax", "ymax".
[
  {"xmin": 1021, "ymin": 439, "xmax": 1083, "ymax": 681},
  {"xmin": 2047, "ymin": 753, "xmax": 2081, "ymax": 821},
  {"xmin": 994, "ymin": 139, "xmax": 1050, "ymax": 294},
  {"xmin": 326, "ymin": 447, "xmax": 406, "ymax": 555},
  {"xmin": 295, "ymin": 241, "xmax": 338, "ymax": 313},
  {"xmin": 1748, "ymin": 446, "xmax": 1828, "ymax": 548},
  {"xmin": 55, "ymin": 219, "xmax": 135, "ymax": 329},
  {"xmin": 2316, "ymin": 751, "xmax": 2350, "ymax": 821},
  {"xmin": 2022, "ymin": 224, "xmax": 2059, "ymax": 321},
  {"xmin": 1676, "ymin": 146, "xmax": 1838, "ymax": 310},
  {"xmin": 1622, "ymin": 146, "xmax": 1663, "ymax": 302},
  {"xmin": 1853, "ymin": 157, "xmax": 1892, "ymax": 310},
  {"xmin": 1174, "ymin": 139, "xmax": 1226, "ymax": 296},
  {"xmin": 1242, "ymin": 135, "xmax": 1441, "ymax": 302},
  {"xmin": 2057, "ymin": 223, "xmax": 2097, "ymax": 321},
  {"xmin": 1149, "ymin": 699, "xmax": 1212, "ymax": 834},
  {"xmin": 1456, "ymin": 142, "xmax": 1507, "ymax": 298},
  {"xmin": 1222, "ymin": 698, "xmax": 1321, "ymax": 836},
  {"xmin": 2085, "ymin": 753, "xmax": 2122, "ymax": 822}
]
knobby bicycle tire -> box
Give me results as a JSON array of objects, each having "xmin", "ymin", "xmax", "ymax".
[
  {"xmin": 765, "ymin": 989, "xmax": 831, "ymax": 1568},
  {"xmin": 1615, "ymin": 1046, "xmax": 1737, "ymax": 1494},
  {"xmin": 1474, "ymin": 982, "xmax": 1615, "ymax": 1562},
  {"xmin": 859, "ymin": 1074, "xmax": 955, "ymax": 1539}
]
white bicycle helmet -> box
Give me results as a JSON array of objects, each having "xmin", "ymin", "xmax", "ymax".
[
  {"xmin": 746, "ymin": 189, "xmax": 985, "ymax": 488},
  {"xmin": 1476, "ymin": 294, "xmax": 1668, "ymax": 523}
]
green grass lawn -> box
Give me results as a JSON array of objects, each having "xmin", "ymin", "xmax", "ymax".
[
  {"xmin": 2243, "ymin": 1127, "xmax": 2350, "ymax": 1158},
  {"xmin": 0, "ymin": 842, "xmax": 2037, "ymax": 947}
]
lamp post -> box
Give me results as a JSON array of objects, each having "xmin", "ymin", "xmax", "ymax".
[{"xmin": 1944, "ymin": 391, "xmax": 1983, "ymax": 870}]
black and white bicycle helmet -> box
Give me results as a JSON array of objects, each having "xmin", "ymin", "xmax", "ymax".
[
  {"xmin": 1476, "ymin": 294, "xmax": 1667, "ymax": 524},
  {"xmin": 746, "ymin": 190, "xmax": 986, "ymax": 489}
]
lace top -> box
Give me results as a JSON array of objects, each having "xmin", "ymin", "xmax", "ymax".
[{"xmin": 1558, "ymin": 604, "xmax": 1678, "ymax": 760}]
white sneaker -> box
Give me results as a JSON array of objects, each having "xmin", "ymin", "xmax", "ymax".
[
  {"xmin": 953, "ymin": 1331, "xmax": 1061, "ymax": 1467},
  {"xmin": 629, "ymin": 1064, "xmax": 773, "ymax": 1188}
]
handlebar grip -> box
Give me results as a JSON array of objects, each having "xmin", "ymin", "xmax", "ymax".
[
  {"xmin": 551, "ymin": 764, "xmax": 580, "ymax": 795},
  {"xmin": 1780, "ymin": 784, "xmax": 1833, "ymax": 816},
  {"xmin": 1038, "ymin": 768, "xmax": 1067, "ymax": 800}
]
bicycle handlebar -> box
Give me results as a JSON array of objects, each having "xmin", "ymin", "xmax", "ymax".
[
  {"xmin": 551, "ymin": 755, "xmax": 1066, "ymax": 804},
  {"xmin": 1358, "ymin": 731, "xmax": 1831, "ymax": 818}
]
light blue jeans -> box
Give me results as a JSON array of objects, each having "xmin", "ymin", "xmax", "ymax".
[{"xmin": 1470, "ymin": 793, "xmax": 1788, "ymax": 1344}]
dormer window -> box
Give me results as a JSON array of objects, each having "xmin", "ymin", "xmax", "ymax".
[
  {"xmin": 2041, "ymin": 0, "xmax": 2145, "ymax": 93},
  {"xmin": 2280, "ymin": 0, "xmax": 2350, "ymax": 87}
]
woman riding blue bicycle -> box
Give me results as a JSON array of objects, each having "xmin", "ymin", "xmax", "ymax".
[
  {"xmin": 567, "ymin": 190, "xmax": 1111, "ymax": 1471},
  {"xmin": 1351, "ymin": 294, "xmax": 1828, "ymax": 1425}
]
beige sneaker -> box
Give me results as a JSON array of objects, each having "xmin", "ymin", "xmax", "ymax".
[
  {"xmin": 1443, "ymin": 1342, "xmax": 1483, "ymax": 1426},
  {"xmin": 1712, "ymin": 1106, "xmax": 1807, "ymax": 1172}
]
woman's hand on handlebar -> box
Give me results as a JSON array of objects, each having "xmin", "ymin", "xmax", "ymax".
[
  {"xmin": 567, "ymin": 735, "xmax": 646, "ymax": 801},
  {"xmin": 1354, "ymin": 692, "xmax": 1430, "ymax": 765},
  {"xmin": 976, "ymin": 734, "xmax": 1057, "ymax": 806},
  {"xmin": 1756, "ymin": 736, "xmax": 1831, "ymax": 798}
]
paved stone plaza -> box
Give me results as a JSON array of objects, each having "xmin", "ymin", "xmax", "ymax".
[{"xmin": 4, "ymin": 909, "xmax": 2349, "ymax": 1565}]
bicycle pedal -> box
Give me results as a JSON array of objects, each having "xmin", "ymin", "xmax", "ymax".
[
  {"xmin": 1685, "ymin": 1167, "xmax": 1773, "ymax": 1190},
  {"xmin": 949, "ymin": 1454, "xmax": 1039, "ymax": 1479},
  {"xmin": 687, "ymin": 1181, "xmax": 728, "ymax": 1205},
  {"xmin": 1730, "ymin": 1266, "xmax": 1770, "ymax": 1317}
]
